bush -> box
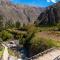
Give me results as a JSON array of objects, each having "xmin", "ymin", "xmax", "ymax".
[
  {"xmin": 18, "ymin": 24, "xmax": 37, "ymax": 45},
  {"xmin": 57, "ymin": 23, "xmax": 60, "ymax": 31},
  {"xmin": 26, "ymin": 37, "xmax": 55, "ymax": 56},
  {"xmin": 17, "ymin": 33, "xmax": 27, "ymax": 44},
  {"xmin": 0, "ymin": 16, "xmax": 4, "ymax": 31},
  {"xmin": 29, "ymin": 38, "xmax": 48, "ymax": 56},
  {"xmin": 0, "ymin": 30, "xmax": 13, "ymax": 41},
  {"xmin": 5, "ymin": 20, "xmax": 15, "ymax": 29},
  {"xmin": 15, "ymin": 21, "xmax": 21, "ymax": 28}
]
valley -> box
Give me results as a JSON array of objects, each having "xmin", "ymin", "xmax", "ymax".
[{"xmin": 0, "ymin": 0, "xmax": 60, "ymax": 60}]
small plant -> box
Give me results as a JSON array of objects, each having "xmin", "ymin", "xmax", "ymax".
[
  {"xmin": 57, "ymin": 23, "xmax": 60, "ymax": 31},
  {"xmin": 5, "ymin": 20, "xmax": 15, "ymax": 29},
  {"xmin": 8, "ymin": 49, "xmax": 16, "ymax": 57},
  {"xmin": 0, "ymin": 45, "xmax": 4, "ymax": 57},
  {"xmin": 15, "ymin": 21, "xmax": 21, "ymax": 28},
  {"xmin": 0, "ymin": 30, "xmax": 13, "ymax": 41}
]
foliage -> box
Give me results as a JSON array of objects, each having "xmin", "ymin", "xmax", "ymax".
[
  {"xmin": 8, "ymin": 49, "xmax": 16, "ymax": 56},
  {"xmin": 0, "ymin": 30, "xmax": 13, "ymax": 41},
  {"xmin": 0, "ymin": 45, "xmax": 4, "ymax": 57},
  {"xmin": 18, "ymin": 24, "xmax": 37, "ymax": 45},
  {"xmin": 15, "ymin": 21, "xmax": 21, "ymax": 28},
  {"xmin": 16, "ymin": 33, "xmax": 27, "ymax": 44},
  {"xmin": 57, "ymin": 23, "xmax": 60, "ymax": 31},
  {"xmin": 0, "ymin": 16, "xmax": 4, "ymax": 31},
  {"xmin": 5, "ymin": 20, "xmax": 15, "ymax": 29},
  {"xmin": 29, "ymin": 38, "xmax": 51, "ymax": 56}
]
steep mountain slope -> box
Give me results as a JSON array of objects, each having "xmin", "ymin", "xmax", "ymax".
[
  {"xmin": 0, "ymin": 0, "xmax": 45, "ymax": 25},
  {"xmin": 36, "ymin": 2, "xmax": 60, "ymax": 25},
  {"xmin": 0, "ymin": 0, "xmax": 60, "ymax": 26}
]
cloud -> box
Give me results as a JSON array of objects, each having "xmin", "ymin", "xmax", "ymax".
[
  {"xmin": 51, "ymin": 0, "xmax": 56, "ymax": 3},
  {"xmin": 47, "ymin": 0, "xmax": 51, "ymax": 2},
  {"xmin": 47, "ymin": 0, "xmax": 56, "ymax": 3}
]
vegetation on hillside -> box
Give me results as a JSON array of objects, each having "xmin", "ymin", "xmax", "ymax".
[
  {"xmin": 0, "ymin": 30, "xmax": 13, "ymax": 41},
  {"xmin": 0, "ymin": 1, "xmax": 60, "ymax": 58},
  {"xmin": 0, "ymin": 44, "xmax": 4, "ymax": 57},
  {"xmin": 0, "ymin": 19, "xmax": 60, "ymax": 56}
]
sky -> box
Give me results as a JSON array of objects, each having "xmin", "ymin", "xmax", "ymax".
[{"xmin": 9, "ymin": 0, "xmax": 60, "ymax": 7}]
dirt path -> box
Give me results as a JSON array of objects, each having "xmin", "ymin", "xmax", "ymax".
[
  {"xmin": 36, "ymin": 31, "xmax": 60, "ymax": 40},
  {"xmin": 2, "ymin": 44, "xmax": 9, "ymax": 60},
  {"xmin": 2, "ymin": 44, "xmax": 17, "ymax": 60},
  {"xmin": 34, "ymin": 49, "xmax": 60, "ymax": 60}
]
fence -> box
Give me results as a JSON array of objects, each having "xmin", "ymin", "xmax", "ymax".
[
  {"xmin": 53, "ymin": 55, "xmax": 60, "ymax": 60},
  {"xmin": 26, "ymin": 48, "xmax": 55, "ymax": 60}
]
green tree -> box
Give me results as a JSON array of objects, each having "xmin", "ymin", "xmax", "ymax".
[
  {"xmin": 0, "ymin": 30, "xmax": 13, "ymax": 41},
  {"xmin": 5, "ymin": 20, "xmax": 15, "ymax": 29},
  {"xmin": 15, "ymin": 21, "xmax": 21, "ymax": 28},
  {"xmin": 57, "ymin": 23, "xmax": 60, "ymax": 31},
  {"xmin": 0, "ymin": 15, "xmax": 4, "ymax": 31},
  {"xmin": 29, "ymin": 38, "xmax": 54, "ymax": 56}
]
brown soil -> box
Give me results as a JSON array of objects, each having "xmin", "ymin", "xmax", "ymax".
[{"xmin": 36, "ymin": 31, "xmax": 60, "ymax": 41}]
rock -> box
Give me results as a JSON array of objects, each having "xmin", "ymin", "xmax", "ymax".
[
  {"xmin": 0, "ymin": 0, "xmax": 60, "ymax": 26},
  {"xmin": 36, "ymin": 2, "xmax": 60, "ymax": 26},
  {"xmin": 0, "ymin": 0, "xmax": 45, "ymax": 25}
]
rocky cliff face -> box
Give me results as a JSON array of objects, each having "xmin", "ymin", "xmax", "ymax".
[
  {"xmin": 0, "ymin": 0, "xmax": 45, "ymax": 25},
  {"xmin": 0, "ymin": 0, "xmax": 60, "ymax": 26},
  {"xmin": 36, "ymin": 2, "xmax": 60, "ymax": 25}
]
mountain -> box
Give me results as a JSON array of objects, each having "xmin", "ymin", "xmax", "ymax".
[
  {"xmin": 36, "ymin": 2, "xmax": 60, "ymax": 25},
  {"xmin": 0, "ymin": 0, "xmax": 60, "ymax": 26},
  {"xmin": 0, "ymin": 0, "xmax": 45, "ymax": 25}
]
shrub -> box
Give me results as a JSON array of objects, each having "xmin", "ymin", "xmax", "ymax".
[
  {"xmin": 0, "ymin": 16, "xmax": 4, "ymax": 31},
  {"xmin": 15, "ymin": 21, "xmax": 21, "ymax": 28},
  {"xmin": 0, "ymin": 30, "xmax": 13, "ymax": 41},
  {"xmin": 0, "ymin": 44, "xmax": 4, "ymax": 57},
  {"xmin": 5, "ymin": 20, "xmax": 15, "ymax": 29},
  {"xmin": 18, "ymin": 24, "xmax": 37, "ymax": 45},
  {"xmin": 57, "ymin": 23, "xmax": 60, "ymax": 31},
  {"xmin": 17, "ymin": 33, "xmax": 27, "ymax": 44},
  {"xmin": 26, "ymin": 37, "xmax": 55, "ymax": 56}
]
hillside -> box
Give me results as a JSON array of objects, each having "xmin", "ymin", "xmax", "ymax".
[
  {"xmin": 0, "ymin": 0, "xmax": 60, "ymax": 26},
  {"xmin": 36, "ymin": 2, "xmax": 60, "ymax": 26},
  {"xmin": 0, "ymin": 0, "xmax": 45, "ymax": 25},
  {"xmin": 1, "ymin": 0, "xmax": 60, "ymax": 59}
]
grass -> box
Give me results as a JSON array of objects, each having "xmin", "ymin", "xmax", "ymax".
[
  {"xmin": 53, "ymin": 40, "xmax": 60, "ymax": 47},
  {"xmin": 33, "ymin": 32, "xmax": 60, "ymax": 48},
  {"xmin": 8, "ymin": 49, "xmax": 19, "ymax": 59},
  {"xmin": 1, "ymin": 25, "xmax": 60, "ymax": 56},
  {"xmin": 0, "ymin": 50, "xmax": 3, "ymax": 57},
  {"xmin": 8, "ymin": 49, "xmax": 16, "ymax": 56},
  {"xmin": 0, "ymin": 47, "xmax": 4, "ymax": 57},
  {"xmin": 46, "ymin": 39, "xmax": 60, "ymax": 48},
  {"xmin": 37, "ymin": 26, "xmax": 58, "ymax": 31}
]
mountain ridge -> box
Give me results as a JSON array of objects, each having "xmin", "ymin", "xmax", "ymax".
[
  {"xmin": 0, "ymin": 0, "xmax": 60, "ymax": 26},
  {"xmin": 36, "ymin": 2, "xmax": 60, "ymax": 26}
]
